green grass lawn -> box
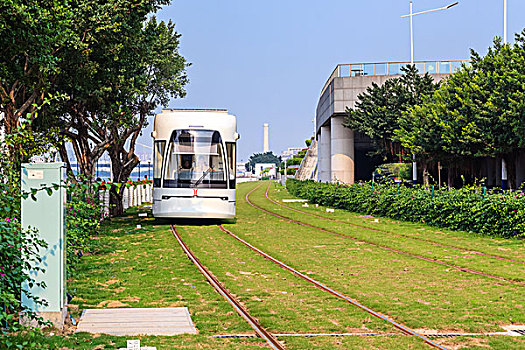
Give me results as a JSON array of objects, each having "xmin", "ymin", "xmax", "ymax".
[
  {"xmin": 12, "ymin": 181, "xmax": 525, "ymax": 349},
  {"xmin": 263, "ymin": 183, "xmax": 525, "ymax": 283}
]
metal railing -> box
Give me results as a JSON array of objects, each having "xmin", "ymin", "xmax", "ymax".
[{"xmin": 322, "ymin": 60, "xmax": 469, "ymax": 93}]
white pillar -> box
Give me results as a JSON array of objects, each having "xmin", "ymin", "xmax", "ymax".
[
  {"xmin": 129, "ymin": 187, "xmax": 134, "ymax": 207},
  {"xmin": 263, "ymin": 123, "xmax": 269, "ymax": 152},
  {"xmin": 318, "ymin": 125, "xmax": 331, "ymax": 182},
  {"xmin": 330, "ymin": 115, "xmax": 354, "ymax": 184}
]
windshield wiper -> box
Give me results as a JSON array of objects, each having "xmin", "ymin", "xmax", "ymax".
[{"xmin": 193, "ymin": 168, "xmax": 212, "ymax": 187}]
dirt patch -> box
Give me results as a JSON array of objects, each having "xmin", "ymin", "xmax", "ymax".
[
  {"xmin": 96, "ymin": 300, "xmax": 130, "ymax": 308},
  {"xmin": 122, "ymin": 296, "xmax": 141, "ymax": 302},
  {"xmin": 165, "ymin": 302, "xmax": 184, "ymax": 308},
  {"xmin": 71, "ymin": 297, "xmax": 86, "ymax": 302},
  {"xmin": 446, "ymin": 337, "xmax": 491, "ymax": 349}
]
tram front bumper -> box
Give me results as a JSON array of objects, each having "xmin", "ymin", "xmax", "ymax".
[{"xmin": 153, "ymin": 196, "xmax": 236, "ymax": 219}]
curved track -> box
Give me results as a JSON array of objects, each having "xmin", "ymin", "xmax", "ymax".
[
  {"xmin": 218, "ymin": 225, "xmax": 450, "ymax": 350},
  {"xmin": 265, "ymin": 184, "xmax": 524, "ymax": 265},
  {"xmin": 244, "ymin": 184, "xmax": 525, "ymax": 287},
  {"xmin": 170, "ymin": 225, "xmax": 285, "ymax": 350}
]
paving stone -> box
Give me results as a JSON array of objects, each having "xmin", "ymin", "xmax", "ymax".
[{"xmin": 76, "ymin": 307, "xmax": 197, "ymax": 336}]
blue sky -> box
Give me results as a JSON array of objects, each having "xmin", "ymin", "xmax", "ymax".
[{"xmin": 137, "ymin": 0, "xmax": 525, "ymax": 162}]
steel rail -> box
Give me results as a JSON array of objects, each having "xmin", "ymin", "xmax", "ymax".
[
  {"xmin": 265, "ymin": 185, "xmax": 524, "ymax": 265},
  {"xmin": 245, "ymin": 184, "xmax": 525, "ymax": 286},
  {"xmin": 214, "ymin": 331, "xmax": 513, "ymax": 338},
  {"xmin": 170, "ymin": 225, "xmax": 285, "ymax": 350},
  {"xmin": 218, "ymin": 224, "xmax": 450, "ymax": 350}
]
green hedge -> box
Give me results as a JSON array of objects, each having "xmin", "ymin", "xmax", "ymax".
[{"xmin": 286, "ymin": 179, "xmax": 525, "ymax": 238}]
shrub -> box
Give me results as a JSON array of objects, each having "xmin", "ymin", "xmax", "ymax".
[
  {"xmin": 66, "ymin": 180, "xmax": 105, "ymax": 277},
  {"xmin": 287, "ymin": 179, "xmax": 525, "ymax": 238},
  {"xmin": 0, "ymin": 125, "xmax": 49, "ymax": 345}
]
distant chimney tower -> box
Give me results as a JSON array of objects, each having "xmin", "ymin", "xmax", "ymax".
[{"xmin": 263, "ymin": 123, "xmax": 269, "ymax": 152}]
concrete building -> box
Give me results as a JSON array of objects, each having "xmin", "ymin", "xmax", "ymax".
[
  {"xmin": 254, "ymin": 163, "xmax": 277, "ymax": 179},
  {"xmin": 281, "ymin": 147, "xmax": 303, "ymax": 161},
  {"xmin": 316, "ymin": 60, "xmax": 467, "ymax": 184},
  {"xmin": 236, "ymin": 161, "xmax": 251, "ymax": 178}
]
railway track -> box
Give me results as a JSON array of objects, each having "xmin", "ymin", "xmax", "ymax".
[
  {"xmin": 265, "ymin": 184, "xmax": 524, "ymax": 265},
  {"xmin": 245, "ymin": 183, "xmax": 525, "ymax": 287},
  {"xmin": 167, "ymin": 183, "xmax": 521, "ymax": 349},
  {"xmin": 218, "ymin": 225, "xmax": 450, "ymax": 350},
  {"xmin": 170, "ymin": 225, "xmax": 285, "ymax": 350}
]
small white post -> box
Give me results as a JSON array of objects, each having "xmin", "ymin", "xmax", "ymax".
[{"xmin": 502, "ymin": 158, "xmax": 508, "ymax": 190}]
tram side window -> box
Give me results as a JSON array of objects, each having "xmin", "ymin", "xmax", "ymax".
[
  {"xmin": 153, "ymin": 141, "xmax": 166, "ymax": 187},
  {"xmin": 226, "ymin": 142, "xmax": 236, "ymax": 189}
]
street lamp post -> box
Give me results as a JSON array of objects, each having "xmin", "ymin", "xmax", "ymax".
[
  {"xmin": 501, "ymin": 0, "xmax": 508, "ymax": 189},
  {"xmin": 503, "ymin": 0, "xmax": 507, "ymax": 44},
  {"xmin": 401, "ymin": 1, "xmax": 459, "ymax": 185}
]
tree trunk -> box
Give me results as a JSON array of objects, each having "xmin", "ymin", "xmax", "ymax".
[
  {"xmin": 3, "ymin": 103, "xmax": 18, "ymax": 136},
  {"xmin": 447, "ymin": 164, "xmax": 454, "ymax": 189},
  {"xmin": 506, "ymin": 153, "xmax": 517, "ymax": 190},
  {"xmin": 108, "ymin": 146, "xmax": 140, "ymax": 216},
  {"xmin": 2, "ymin": 104, "xmax": 19, "ymax": 158},
  {"xmin": 109, "ymin": 184, "xmax": 125, "ymax": 217},
  {"xmin": 422, "ymin": 162, "xmax": 429, "ymax": 186},
  {"xmin": 57, "ymin": 142, "xmax": 76, "ymax": 179}
]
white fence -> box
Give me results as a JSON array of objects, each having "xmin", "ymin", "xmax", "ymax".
[{"xmin": 99, "ymin": 184, "xmax": 153, "ymax": 217}]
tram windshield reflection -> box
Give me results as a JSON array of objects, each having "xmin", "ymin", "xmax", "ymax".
[{"xmin": 163, "ymin": 129, "xmax": 227, "ymax": 188}]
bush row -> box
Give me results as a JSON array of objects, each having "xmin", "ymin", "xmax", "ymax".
[{"xmin": 286, "ymin": 179, "xmax": 525, "ymax": 238}]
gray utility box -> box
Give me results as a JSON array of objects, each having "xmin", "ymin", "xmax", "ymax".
[{"xmin": 21, "ymin": 162, "xmax": 67, "ymax": 328}]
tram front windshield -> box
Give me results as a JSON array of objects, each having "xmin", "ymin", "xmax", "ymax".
[{"xmin": 164, "ymin": 130, "xmax": 227, "ymax": 188}]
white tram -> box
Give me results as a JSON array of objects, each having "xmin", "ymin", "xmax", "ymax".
[{"xmin": 151, "ymin": 109, "xmax": 239, "ymax": 218}]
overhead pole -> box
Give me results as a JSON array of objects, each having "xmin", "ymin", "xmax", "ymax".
[
  {"xmin": 410, "ymin": 1, "xmax": 416, "ymax": 184},
  {"xmin": 410, "ymin": 1, "xmax": 414, "ymax": 65},
  {"xmin": 501, "ymin": 0, "xmax": 508, "ymax": 190},
  {"xmin": 503, "ymin": 0, "xmax": 507, "ymax": 44},
  {"xmin": 401, "ymin": 1, "xmax": 459, "ymax": 186}
]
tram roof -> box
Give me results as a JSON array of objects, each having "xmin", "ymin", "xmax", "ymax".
[
  {"xmin": 161, "ymin": 108, "xmax": 228, "ymax": 113},
  {"xmin": 154, "ymin": 109, "xmax": 237, "ymax": 141}
]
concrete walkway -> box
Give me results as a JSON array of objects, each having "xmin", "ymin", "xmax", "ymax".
[{"xmin": 76, "ymin": 307, "xmax": 197, "ymax": 336}]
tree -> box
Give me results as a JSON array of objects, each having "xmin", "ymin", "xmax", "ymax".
[
  {"xmin": 46, "ymin": 1, "xmax": 175, "ymax": 179},
  {"xmin": 0, "ymin": 0, "xmax": 78, "ymax": 156},
  {"xmin": 38, "ymin": 0, "xmax": 188, "ymax": 215},
  {"xmin": 105, "ymin": 17, "xmax": 188, "ymax": 215},
  {"xmin": 245, "ymin": 152, "xmax": 281, "ymax": 172},
  {"xmin": 397, "ymin": 32, "xmax": 525, "ymax": 187},
  {"xmin": 345, "ymin": 65, "xmax": 439, "ymax": 158}
]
